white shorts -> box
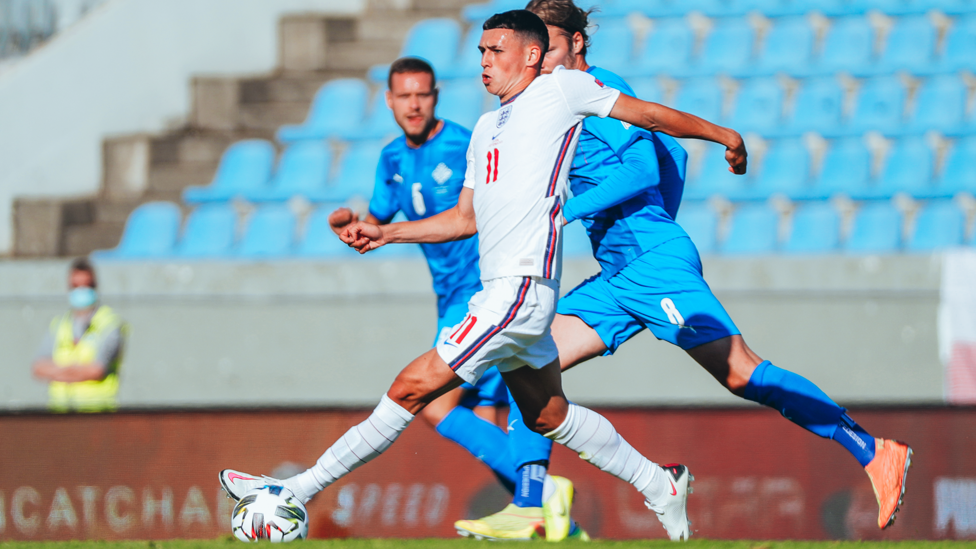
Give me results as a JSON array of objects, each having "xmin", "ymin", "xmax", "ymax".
[{"xmin": 436, "ymin": 276, "xmax": 560, "ymax": 385}]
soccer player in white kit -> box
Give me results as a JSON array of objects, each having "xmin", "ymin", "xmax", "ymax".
[{"xmin": 220, "ymin": 10, "xmax": 747, "ymax": 541}]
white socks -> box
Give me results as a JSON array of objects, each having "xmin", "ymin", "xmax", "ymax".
[
  {"xmin": 545, "ymin": 403, "xmax": 666, "ymax": 505},
  {"xmin": 285, "ymin": 395, "xmax": 414, "ymax": 503}
]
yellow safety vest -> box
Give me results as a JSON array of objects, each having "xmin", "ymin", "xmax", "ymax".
[{"xmin": 48, "ymin": 305, "xmax": 127, "ymax": 413}]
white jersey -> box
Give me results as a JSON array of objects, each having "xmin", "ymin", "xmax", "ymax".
[{"xmin": 463, "ymin": 66, "xmax": 620, "ymax": 282}]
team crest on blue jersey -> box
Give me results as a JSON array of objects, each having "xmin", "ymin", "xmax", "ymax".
[
  {"xmin": 497, "ymin": 105, "xmax": 512, "ymax": 128},
  {"xmin": 432, "ymin": 163, "xmax": 453, "ymax": 184}
]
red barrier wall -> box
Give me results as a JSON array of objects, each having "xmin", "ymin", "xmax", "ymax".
[{"xmin": 1, "ymin": 407, "xmax": 975, "ymax": 541}]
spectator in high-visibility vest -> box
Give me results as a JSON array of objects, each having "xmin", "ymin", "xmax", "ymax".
[{"xmin": 31, "ymin": 257, "xmax": 127, "ymax": 412}]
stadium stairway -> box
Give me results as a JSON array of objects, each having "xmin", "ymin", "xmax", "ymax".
[{"xmin": 12, "ymin": 0, "xmax": 471, "ymax": 257}]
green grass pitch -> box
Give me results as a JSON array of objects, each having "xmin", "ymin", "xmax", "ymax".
[{"xmin": 2, "ymin": 540, "xmax": 976, "ymax": 549}]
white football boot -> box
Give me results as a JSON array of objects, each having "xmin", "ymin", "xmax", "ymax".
[
  {"xmin": 219, "ymin": 469, "xmax": 282, "ymax": 501},
  {"xmin": 645, "ymin": 463, "xmax": 693, "ymax": 541}
]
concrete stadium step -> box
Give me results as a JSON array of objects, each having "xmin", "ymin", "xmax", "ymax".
[{"xmin": 63, "ymin": 223, "xmax": 125, "ymax": 257}]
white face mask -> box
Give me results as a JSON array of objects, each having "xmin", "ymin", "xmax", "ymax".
[{"xmin": 68, "ymin": 287, "xmax": 98, "ymax": 310}]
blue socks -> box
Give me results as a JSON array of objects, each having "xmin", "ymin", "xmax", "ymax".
[
  {"xmin": 743, "ymin": 360, "xmax": 876, "ymax": 467},
  {"xmin": 436, "ymin": 406, "xmax": 516, "ymax": 493},
  {"xmin": 513, "ymin": 462, "xmax": 547, "ymax": 508}
]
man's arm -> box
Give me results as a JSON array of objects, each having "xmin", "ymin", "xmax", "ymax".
[
  {"xmin": 609, "ymin": 94, "xmax": 748, "ymax": 175},
  {"xmin": 342, "ymin": 187, "xmax": 476, "ymax": 252},
  {"xmin": 32, "ymin": 360, "xmax": 107, "ymax": 382},
  {"xmin": 563, "ymin": 136, "xmax": 660, "ymax": 224},
  {"xmin": 328, "ymin": 208, "xmax": 384, "ymax": 236}
]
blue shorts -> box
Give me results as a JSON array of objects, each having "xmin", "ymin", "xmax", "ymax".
[
  {"xmin": 557, "ymin": 236, "xmax": 739, "ymax": 353},
  {"xmin": 436, "ymin": 300, "xmax": 510, "ymax": 407}
]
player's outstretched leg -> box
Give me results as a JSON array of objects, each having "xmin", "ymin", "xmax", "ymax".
[
  {"xmin": 689, "ymin": 335, "xmax": 912, "ymax": 529},
  {"xmin": 504, "ymin": 360, "xmax": 692, "ymax": 541}
]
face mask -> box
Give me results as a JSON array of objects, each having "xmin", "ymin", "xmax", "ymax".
[{"xmin": 68, "ymin": 287, "xmax": 98, "ymax": 310}]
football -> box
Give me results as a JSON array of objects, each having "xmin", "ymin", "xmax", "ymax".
[{"xmin": 231, "ymin": 485, "xmax": 309, "ymax": 542}]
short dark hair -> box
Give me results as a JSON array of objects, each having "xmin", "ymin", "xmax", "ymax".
[
  {"xmin": 387, "ymin": 57, "xmax": 436, "ymax": 90},
  {"xmin": 70, "ymin": 256, "xmax": 97, "ymax": 288},
  {"xmin": 483, "ymin": 10, "xmax": 549, "ymax": 58},
  {"xmin": 525, "ymin": 0, "xmax": 595, "ymax": 57}
]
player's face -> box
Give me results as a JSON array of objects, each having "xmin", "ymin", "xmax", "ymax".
[
  {"xmin": 479, "ymin": 29, "xmax": 538, "ymax": 97},
  {"xmin": 386, "ymin": 71, "xmax": 438, "ymax": 140},
  {"xmin": 541, "ymin": 26, "xmax": 582, "ymax": 74}
]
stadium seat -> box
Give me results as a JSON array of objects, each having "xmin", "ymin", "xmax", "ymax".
[
  {"xmin": 844, "ymin": 201, "xmax": 902, "ymax": 253},
  {"xmin": 697, "ymin": 17, "xmax": 755, "ymax": 74},
  {"xmin": 750, "ymin": 138, "xmax": 811, "ymax": 199},
  {"xmin": 754, "ymin": 16, "xmax": 815, "ymax": 74},
  {"xmin": 847, "ymin": 76, "xmax": 907, "ymax": 133},
  {"xmin": 102, "ymin": 202, "xmax": 182, "ymax": 258},
  {"xmin": 182, "ymin": 140, "xmax": 275, "ymax": 204},
  {"xmin": 786, "ymin": 77, "xmax": 845, "ymax": 134},
  {"xmin": 438, "ymin": 79, "xmax": 488, "ymax": 131},
  {"xmin": 877, "ymin": 15, "xmax": 936, "ymax": 72},
  {"xmin": 628, "ymin": 78, "xmax": 664, "ymax": 103},
  {"xmin": 813, "ymin": 137, "xmax": 873, "ymax": 199},
  {"xmin": 865, "ymin": 0, "xmax": 932, "ymax": 15},
  {"xmin": 276, "ymin": 79, "xmax": 369, "ymax": 143},
  {"xmin": 586, "ymin": 18, "xmax": 635, "ymax": 76},
  {"xmin": 563, "ymin": 220, "xmax": 593, "ymax": 257},
  {"xmin": 908, "ymin": 74, "xmax": 967, "ymax": 133},
  {"xmin": 349, "ymin": 91, "xmax": 399, "ymax": 141},
  {"xmin": 462, "ymin": 0, "xmax": 524, "ymax": 22},
  {"xmin": 938, "ymin": 136, "xmax": 976, "ymax": 197},
  {"xmin": 746, "ymin": 0, "xmax": 813, "ymax": 16},
  {"xmin": 368, "ymin": 19, "xmax": 462, "ymax": 80},
  {"xmin": 325, "ymin": 141, "xmax": 387, "ymax": 202},
  {"xmin": 632, "ymin": 18, "xmax": 693, "ymax": 75},
  {"xmin": 674, "ymin": 78, "xmax": 724, "ymax": 124},
  {"xmin": 603, "ymin": 0, "xmax": 683, "ymax": 17},
  {"xmin": 693, "ymin": 142, "xmax": 752, "ymax": 199},
  {"xmin": 441, "ymin": 21, "xmax": 486, "ymax": 79},
  {"xmin": 675, "ymin": 201, "xmax": 719, "ymax": 253},
  {"xmin": 907, "ymin": 199, "xmax": 966, "ymax": 251},
  {"xmin": 175, "ymin": 204, "xmax": 237, "ymax": 258},
  {"xmin": 814, "ymin": 17, "xmax": 874, "ymax": 74},
  {"xmin": 246, "ymin": 142, "xmax": 332, "ymax": 202},
  {"xmin": 237, "ymin": 205, "xmax": 296, "ymax": 258},
  {"xmin": 938, "ymin": 0, "xmax": 976, "ymax": 15},
  {"xmin": 784, "ymin": 201, "xmax": 842, "ymax": 253},
  {"xmin": 721, "ymin": 203, "xmax": 780, "ymax": 254},
  {"xmin": 728, "ymin": 77, "xmax": 784, "ymax": 133},
  {"xmin": 941, "ymin": 15, "xmax": 976, "ymax": 70},
  {"xmin": 877, "ymin": 136, "xmax": 936, "ymax": 198},
  {"xmin": 296, "ymin": 205, "xmax": 359, "ymax": 258}
]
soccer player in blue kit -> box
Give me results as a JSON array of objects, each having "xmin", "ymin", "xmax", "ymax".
[
  {"xmin": 326, "ymin": 57, "xmax": 587, "ymax": 541},
  {"xmin": 458, "ymin": 0, "xmax": 913, "ymax": 538}
]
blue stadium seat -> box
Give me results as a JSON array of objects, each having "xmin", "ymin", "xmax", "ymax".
[
  {"xmin": 721, "ymin": 203, "xmax": 780, "ymax": 254},
  {"xmin": 847, "ymin": 76, "xmax": 907, "ymax": 133},
  {"xmin": 786, "ymin": 78, "xmax": 844, "ymax": 134},
  {"xmin": 674, "ymin": 78, "xmax": 723, "ymax": 123},
  {"xmin": 296, "ymin": 205, "xmax": 359, "ymax": 258},
  {"xmin": 815, "ymin": 0, "xmax": 873, "ymax": 17},
  {"xmin": 813, "ymin": 137, "xmax": 873, "ymax": 199},
  {"xmin": 369, "ymin": 19, "xmax": 462, "ymax": 80},
  {"xmin": 176, "ymin": 204, "xmax": 237, "ymax": 258},
  {"xmin": 877, "ymin": 136, "xmax": 936, "ymax": 198},
  {"xmin": 237, "ymin": 205, "xmax": 296, "ymax": 257},
  {"xmin": 865, "ymin": 0, "xmax": 932, "ymax": 15},
  {"xmin": 628, "ymin": 78, "xmax": 664, "ymax": 103},
  {"xmin": 746, "ymin": 0, "xmax": 816, "ymax": 16},
  {"xmin": 182, "ymin": 140, "xmax": 275, "ymax": 204},
  {"xmin": 441, "ymin": 21, "xmax": 486, "ymax": 79},
  {"xmin": 754, "ymin": 16, "xmax": 814, "ymax": 74},
  {"xmin": 877, "ymin": 15, "xmax": 936, "ymax": 72},
  {"xmin": 563, "ymin": 220, "xmax": 593, "ymax": 257},
  {"xmin": 276, "ymin": 79, "xmax": 369, "ymax": 143},
  {"xmin": 784, "ymin": 201, "xmax": 841, "ymax": 253},
  {"xmin": 907, "ymin": 200, "xmax": 966, "ymax": 251},
  {"xmin": 246, "ymin": 142, "xmax": 332, "ymax": 202},
  {"xmin": 462, "ymin": 0, "xmax": 524, "ymax": 22},
  {"xmin": 587, "ymin": 18, "xmax": 636, "ymax": 75},
  {"xmin": 750, "ymin": 138, "xmax": 811, "ymax": 199},
  {"xmin": 438, "ymin": 79, "xmax": 487, "ymax": 131},
  {"xmin": 325, "ymin": 141, "xmax": 387, "ymax": 202},
  {"xmin": 603, "ymin": 0, "xmax": 683, "ymax": 17},
  {"xmin": 941, "ymin": 15, "xmax": 976, "ymax": 71},
  {"xmin": 102, "ymin": 202, "xmax": 182, "ymax": 258},
  {"xmin": 815, "ymin": 16, "xmax": 874, "ymax": 74},
  {"xmin": 938, "ymin": 137, "xmax": 976, "ymax": 197},
  {"xmin": 349, "ymin": 91, "xmax": 399, "ymax": 141},
  {"xmin": 844, "ymin": 201, "xmax": 902, "ymax": 253},
  {"xmin": 693, "ymin": 142, "xmax": 751, "ymax": 199},
  {"xmin": 633, "ymin": 18, "xmax": 693, "ymax": 75},
  {"xmin": 698, "ymin": 17, "xmax": 755, "ymax": 73},
  {"xmin": 909, "ymin": 74, "xmax": 967, "ymax": 133},
  {"xmin": 675, "ymin": 201, "xmax": 718, "ymax": 253},
  {"xmin": 938, "ymin": 0, "xmax": 976, "ymax": 15},
  {"xmin": 728, "ymin": 77, "xmax": 784, "ymax": 133}
]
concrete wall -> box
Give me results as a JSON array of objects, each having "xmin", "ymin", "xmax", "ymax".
[
  {"xmin": 0, "ymin": 0, "xmax": 366, "ymax": 255},
  {"xmin": 0, "ymin": 254, "xmax": 944, "ymax": 410}
]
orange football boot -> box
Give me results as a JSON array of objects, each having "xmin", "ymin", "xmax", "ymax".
[{"xmin": 864, "ymin": 438, "xmax": 913, "ymax": 529}]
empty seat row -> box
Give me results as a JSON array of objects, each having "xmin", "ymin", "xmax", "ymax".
[
  {"xmin": 685, "ymin": 136, "xmax": 976, "ymax": 201},
  {"xmin": 182, "ymin": 139, "xmax": 385, "ymax": 204},
  {"xmin": 680, "ymin": 199, "xmax": 975, "ymax": 254}
]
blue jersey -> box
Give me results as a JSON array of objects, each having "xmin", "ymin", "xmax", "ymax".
[
  {"xmin": 564, "ymin": 66, "xmax": 690, "ymax": 279},
  {"xmin": 369, "ymin": 120, "xmax": 482, "ymax": 316}
]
